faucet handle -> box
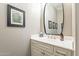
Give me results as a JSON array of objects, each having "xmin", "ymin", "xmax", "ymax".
[{"xmin": 60, "ymin": 33, "xmax": 64, "ymax": 41}]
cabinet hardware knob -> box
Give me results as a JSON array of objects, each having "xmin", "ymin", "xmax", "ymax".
[{"xmin": 41, "ymin": 52, "xmax": 45, "ymax": 55}]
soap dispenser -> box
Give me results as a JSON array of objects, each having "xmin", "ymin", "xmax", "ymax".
[{"xmin": 39, "ymin": 32, "xmax": 43, "ymax": 37}]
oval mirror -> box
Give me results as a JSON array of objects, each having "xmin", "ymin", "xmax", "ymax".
[{"xmin": 44, "ymin": 3, "xmax": 64, "ymax": 35}]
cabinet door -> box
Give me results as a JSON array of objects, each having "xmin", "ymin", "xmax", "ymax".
[
  {"xmin": 31, "ymin": 46, "xmax": 44, "ymax": 56},
  {"xmin": 54, "ymin": 46, "xmax": 72, "ymax": 56}
]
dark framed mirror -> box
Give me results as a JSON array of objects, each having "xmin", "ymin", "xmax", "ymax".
[{"xmin": 43, "ymin": 3, "xmax": 64, "ymax": 35}]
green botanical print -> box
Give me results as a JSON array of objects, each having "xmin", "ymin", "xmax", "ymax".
[{"xmin": 12, "ymin": 13, "xmax": 22, "ymax": 23}]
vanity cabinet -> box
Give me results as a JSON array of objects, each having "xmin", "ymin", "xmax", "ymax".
[{"xmin": 31, "ymin": 40, "xmax": 74, "ymax": 56}]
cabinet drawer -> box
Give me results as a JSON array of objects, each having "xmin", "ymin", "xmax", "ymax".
[
  {"xmin": 31, "ymin": 46, "xmax": 53, "ymax": 56},
  {"xmin": 31, "ymin": 40, "xmax": 51, "ymax": 48},
  {"xmin": 54, "ymin": 46, "xmax": 72, "ymax": 56},
  {"xmin": 31, "ymin": 40, "xmax": 53, "ymax": 53}
]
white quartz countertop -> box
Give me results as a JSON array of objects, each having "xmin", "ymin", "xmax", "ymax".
[{"xmin": 31, "ymin": 34, "xmax": 75, "ymax": 51}]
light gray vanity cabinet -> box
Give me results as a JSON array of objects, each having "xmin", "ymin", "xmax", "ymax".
[{"xmin": 31, "ymin": 40, "xmax": 74, "ymax": 56}]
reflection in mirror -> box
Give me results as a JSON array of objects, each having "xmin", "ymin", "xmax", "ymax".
[{"xmin": 44, "ymin": 3, "xmax": 64, "ymax": 35}]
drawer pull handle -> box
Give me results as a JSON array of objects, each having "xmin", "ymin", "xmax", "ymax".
[{"xmin": 56, "ymin": 51, "xmax": 66, "ymax": 56}]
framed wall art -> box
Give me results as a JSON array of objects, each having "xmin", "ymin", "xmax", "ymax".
[{"xmin": 7, "ymin": 4, "xmax": 25, "ymax": 27}]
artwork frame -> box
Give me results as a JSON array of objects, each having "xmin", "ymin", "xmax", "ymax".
[{"xmin": 7, "ymin": 4, "xmax": 25, "ymax": 27}]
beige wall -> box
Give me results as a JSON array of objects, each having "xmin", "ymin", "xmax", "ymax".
[
  {"xmin": 76, "ymin": 3, "xmax": 79, "ymax": 56},
  {"xmin": 63, "ymin": 3, "xmax": 72, "ymax": 36},
  {"xmin": 40, "ymin": 3, "xmax": 72, "ymax": 36},
  {"xmin": 0, "ymin": 3, "xmax": 40, "ymax": 56}
]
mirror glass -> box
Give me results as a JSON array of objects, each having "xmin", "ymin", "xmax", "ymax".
[{"xmin": 44, "ymin": 3, "xmax": 64, "ymax": 35}]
